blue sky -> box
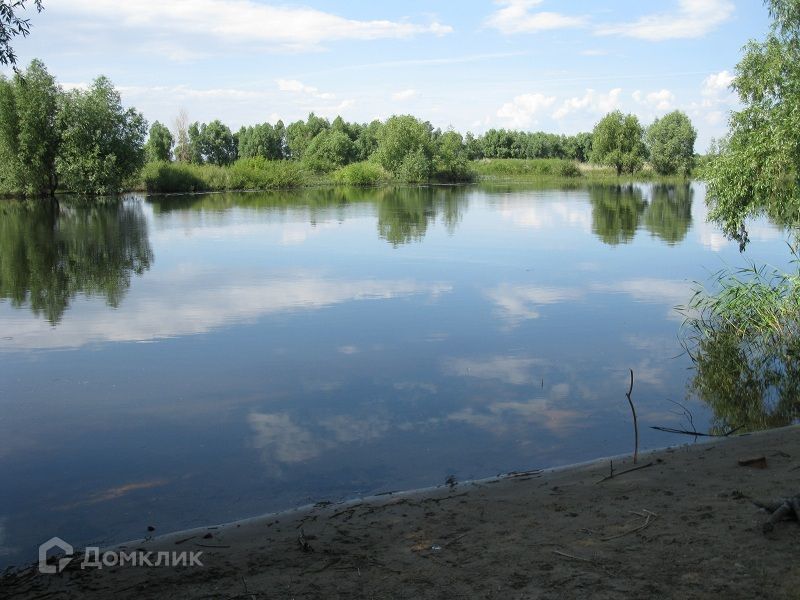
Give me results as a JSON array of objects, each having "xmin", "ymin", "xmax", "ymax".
[{"xmin": 4, "ymin": 0, "xmax": 773, "ymax": 150}]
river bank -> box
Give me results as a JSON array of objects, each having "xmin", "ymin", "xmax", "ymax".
[{"xmin": 6, "ymin": 425, "xmax": 799, "ymax": 599}]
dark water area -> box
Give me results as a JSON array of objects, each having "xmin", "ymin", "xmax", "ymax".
[{"xmin": 0, "ymin": 183, "xmax": 791, "ymax": 567}]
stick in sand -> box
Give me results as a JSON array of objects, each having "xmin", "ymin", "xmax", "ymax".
[{"xmin": 626, "ymin": 368, "xmax": 639, "ymax": 464}]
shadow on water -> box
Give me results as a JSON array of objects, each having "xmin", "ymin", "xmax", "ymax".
[{"xmin": 0, "ymin": 198, "xmax": 153, "ymax": 324}]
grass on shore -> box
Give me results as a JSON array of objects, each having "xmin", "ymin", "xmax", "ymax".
[{"xmin": 132, "ymin": 157, "xmax": 696, "ymax": 195}]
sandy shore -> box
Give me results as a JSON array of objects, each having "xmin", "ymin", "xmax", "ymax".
[{"xmin": 5, "ymin": 426, "xmax": 800, "ymax": 599}]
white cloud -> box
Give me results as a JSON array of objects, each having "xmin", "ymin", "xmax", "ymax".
[
  {"xmin": 0, "ymin": 273, "xmax": 451, "ymax": 350},
  {"xmin": 552, "ymin": 88, "xmax": 622, "ymax": 120},
  {"xmin": 702, "ymin": 70, "xmax": 735, "ymax": 98},
  {"xmin": 497, "ymin": 93, "xmax": 556, "ymax": 127},
  {"xmin": 48, "ymin": 0, "xmax": 453, "ymax": 52},
  {"xmin": 392, "ymin": 89, "xmax": 418, "ymax": 101},
  {"xmin": 632, "ymin": 89, "xmax": 675, "ymax": 111},
  {"xmin": 596, "ymin": 0, "xmax": 735, "ymax": 41},
  {"xmin": 486, "ymin": 284, "xmax": 582, "ymax": 324},
  {"xmin": 486, "ymin": 0, "xmax": 587, "ymax": 34},
  {"xmin": 444, "ymin": 355, "xmax": 546, "ymax": 386},
  {"xmin": 276, "ymin": 79, "xmax": 335, "ymax": 100}
]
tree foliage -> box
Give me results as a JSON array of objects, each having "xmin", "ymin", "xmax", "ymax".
[
  {"xmin": 590, "ymin": 111, "xmax": 647, "ymax": 176},
  {"xmin": 238, "ymin": 121, "xmax": 283, "ymax": 161},
  {"xmin": 188, "ymin": 119, "xmax": 237, "ymax": 166},
  {"xmin": 145, "ymin": 121, "xmax": 173, "ymax": 162},
  {"xmin": 0, "ymin": 0, "xmax": 43, "ymax": 67},
  {"xmin": 56, "ymin": 76, "xmax": 147, "ymax": 195},
  {"xmin": 0, "ymin": 58, "xmax": 59, "ymax": 195},
  {"xmin": 646, "ymin": 111, "xmax": 697, "ymax": 176},
  {"xmin": 705, "ymin": 0, "xmax": 800, "ymax": 243}
]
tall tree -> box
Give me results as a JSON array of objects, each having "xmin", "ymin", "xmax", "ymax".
[
  {"xmin": 0, "ymin": 0, "xmax": 43, "ymax": 68},
  {"xmin": 590, "ymin": 111, "xmax": 646, "ymax": 176},
  {"xmin": 145, "ymin": 120, "xmax": 174, "ymax": 162},
  {"xmin": 0, "ymin": 58, "xmax": 59, "ymax": 195},
  {"xmin": 646, "ymin": 111, "xmax": 697, "ymax": 176},
  {"xmin": 173, "ymin": 109, "xmax": 191, "ymax": 162},
  {"xmin": 705, "ymin": 0, "xmax": 800, "ymax": 243},
  {"xmin": 56, "ymin": 76, "xmax": 147, "ymax": 195}
]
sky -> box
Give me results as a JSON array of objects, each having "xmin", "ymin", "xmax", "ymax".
[{"xmin": 3, "ymin": 0, "xmax": 774, "ymax": 150}]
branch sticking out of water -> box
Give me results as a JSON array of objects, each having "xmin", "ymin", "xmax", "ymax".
[{"xmin": 626, "ymin": 368, "xmax": 639, "ymax": 464}]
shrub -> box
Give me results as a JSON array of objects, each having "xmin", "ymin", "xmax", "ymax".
[{"xmin": 331, "ymin": 161, "xmax": 389, "ymax": 186}]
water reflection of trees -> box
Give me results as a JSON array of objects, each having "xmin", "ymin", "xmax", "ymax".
[
  {"xmin": 688, "ymin": 327, "xmax": 800, "ymax": 433},
  {"xmin": 149, "ymin": 186, "xmax": 469, "ymax": 247},
  {"xmin": 588, "ymin": 183, "xmax": 693, "ymax": 246},
  {"xmin": 644, "ymin": 184, "xmax": 693, "ymax": 244},
  {"xmin": 0, "ymin": 199, "xmax": 153, "ymax": 323}
]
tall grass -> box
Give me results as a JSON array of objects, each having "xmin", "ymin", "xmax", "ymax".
[
  {"xmin": 682, "ymin": 248, "xmax": 800, "ymax": 348},
  {"xmin": 138, "ymin": 159, "xmax": 308, "ymax": 193},
  {"xmin": 473, "ymin": 158, "xmax": 582, "ymax": 178}
]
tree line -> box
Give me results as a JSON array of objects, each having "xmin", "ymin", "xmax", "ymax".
[{"xmin": 1, "ymin": 59, "xmax": 700, "ymax": 197}]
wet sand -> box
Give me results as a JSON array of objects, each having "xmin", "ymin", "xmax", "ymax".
[{"xmin": 6, "ymin": 426, "xmax": 800, "ymax": 599}]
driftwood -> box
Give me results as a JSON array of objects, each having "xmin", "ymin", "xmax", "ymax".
[{"xmin": 754, "ymin": 495, "xmax": 800, "ymax": 533}]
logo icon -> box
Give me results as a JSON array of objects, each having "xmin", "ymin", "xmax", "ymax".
[{"xmin": 38, "ymin": 537, "xmax": 73, "ymax": 574}]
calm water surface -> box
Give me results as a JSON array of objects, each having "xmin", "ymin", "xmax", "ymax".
[{"xmin": 0, "ymin": 183, "xmax": 791, "ymax": 566}]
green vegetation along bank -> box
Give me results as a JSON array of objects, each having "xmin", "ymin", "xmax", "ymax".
[{"xmin": 1, "ymin": 60, "xmax": 703, "ymax": 198}]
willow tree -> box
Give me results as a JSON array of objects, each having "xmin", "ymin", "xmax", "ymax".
[{"xmin": 705, "ymin": 0, "xmax": 800, "ymax": 242}]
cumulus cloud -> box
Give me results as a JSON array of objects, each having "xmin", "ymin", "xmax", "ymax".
[
  {"xmin": 702, "ymin": 70, "xmax": 735, "ymax": 98},
  {"xmin": 632, "ymin": 89, "xmax": 675, "ymax": 111},
  {"xmin": 276, "ymin": 79, "xmax": 335, "ymax": 100},
  {"xmin": 486, "ymin": 0, "xmax": 587, "ymax": 34},
  {"xmin": 392, "ymin": 89, "xmax": 419, "ymax": 101},
  {"xmin": 552, "ymin": 88, "xmax": 622, "ymax": 120},
  {"xmin": 496, "ymin": 93, "xmax": 556, "ymax": 127},
  {"xmin": 596, "ymin": 0, "xmax": 735, "ymax": 41},
  {"xmin": 48, "ymin": 0, "xmax": 453, "ymax": 52}
]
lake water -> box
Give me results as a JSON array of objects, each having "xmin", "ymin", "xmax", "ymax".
[{"xmin": 0, "ymin": 182, "xmax": 791, "ymax": 567}]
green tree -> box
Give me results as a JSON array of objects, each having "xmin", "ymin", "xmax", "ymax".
[
  {"xmin": 238, "ymin": 122, "xmax": 283, "ymax": 160},
  {"xmin": 56, "ymin": 76, "xmax": 147, "ymax": 195},
  {"xmin": 304, "ymin": 128, "xmax": 355, "ymax": 170},
  {"xmin": 145, "ymin": 120, "xmax": 174, "ymax": 162},
  {"xmin": 433, "ymin": 130, "xmax": 473, "ymax": 182},
  {"xmin": 188, "ymin": 120, "xmax": 237, "ymax": 166},
  {"xmin": 705, "ymin": 0, "xmax": 800, "ymax": 243},
  {"xmin": 285, "ymin": 113, "xmax": 329, "ymax": 159},
  {"xmin": 374, "ymin": 115, "xmax": 434, "ymax": 179},
  {"xmin": 646, "ymin": 111, "xmax": 697, "ymax": 176},
  {"xmin": 0, "ymin": 58, "xmax": 60, "ymax": 195},
  {"xmin": 590, "ymin": 111, "xmax": 646, "ymax": 175},
  {"xmin": 0, "ymin": 0, "xmax": 43, "ymax": 67}
]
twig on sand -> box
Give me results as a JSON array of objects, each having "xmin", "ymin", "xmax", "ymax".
[
  {"xmin": 625, "ymin": 369, "xmax": 639, "ymax": 464},
  {"xmin": 553, "ymin": 549, "xmax": 594, "ymax": 563},
  {"xmin": 602, "ymin": 510, "xmax": 657, "ymax": 541},
  {"xmin": 651, "ymin": 425, "xmax": 743, "ymax": 437},
  {"xmin": 596, "ymin": 461, "xmax": 655, "ymax": 484}
]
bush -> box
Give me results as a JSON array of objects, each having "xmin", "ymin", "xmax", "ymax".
[
  {"xmin": 139, "ymin": 161, "xmax": 210, "ymax": 193},
  {"xmin": 331, "ymin": 161, "xmax": 389, "ymax": 186},
  {"xmin": 227, "ymin": 158, "xmax": 306, "ymax": 189}
]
